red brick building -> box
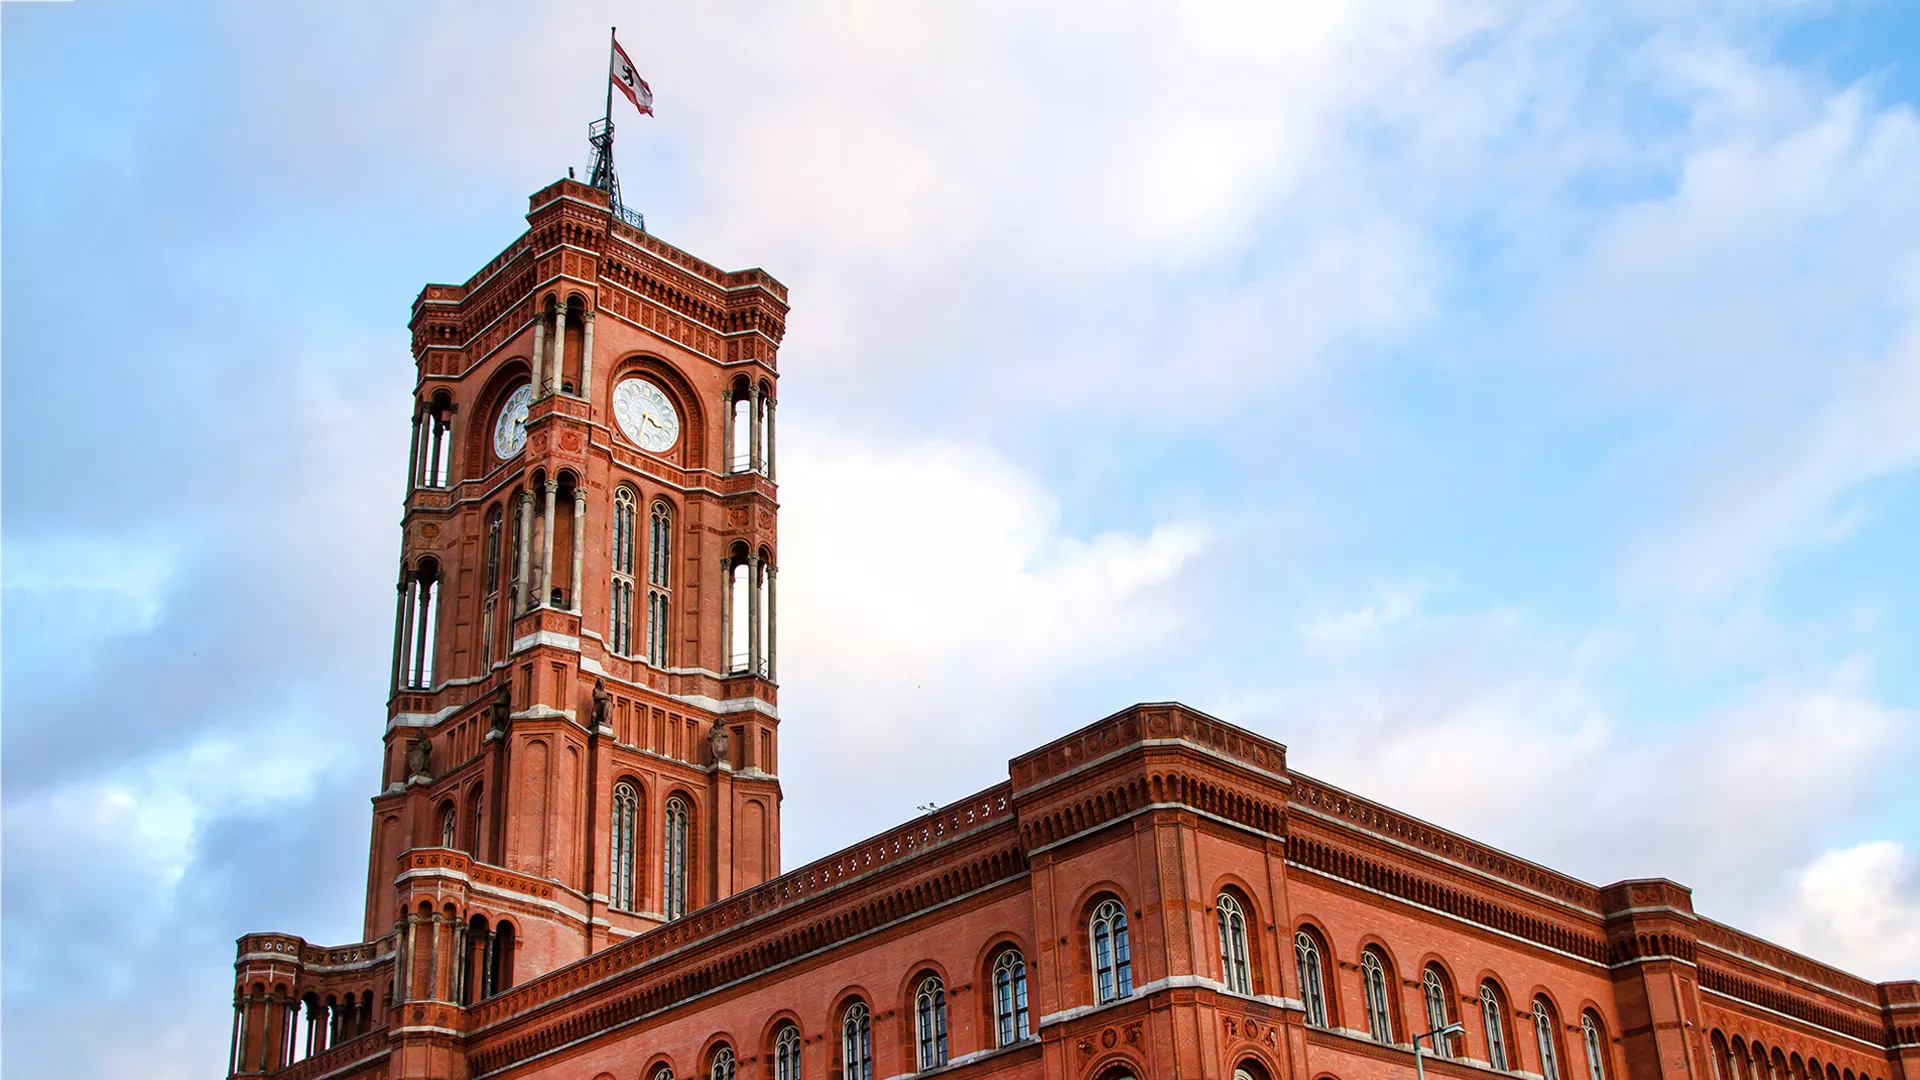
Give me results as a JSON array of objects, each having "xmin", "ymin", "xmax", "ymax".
[{"xmin": 228, "ymin": 178, "xmax": 1920, "ymax": 1080}]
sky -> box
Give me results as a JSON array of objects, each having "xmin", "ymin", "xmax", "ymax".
[{"xmin": 4, "ymin": 1, "xmax": 1919, "ymax": 1076}]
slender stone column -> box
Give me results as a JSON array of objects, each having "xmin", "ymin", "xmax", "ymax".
[
  {"xmin": 719, "ymin": 555, "xmax": 734, "ymax": 673},
  {"xmin": 579, "ymin": 310, "xmax": 595, "ymax": 399},
  {"xmin": 403, "ymin": 914, "xmax": 418, "ymax": 1002},
  {"xmin": 390, "ymin": 918, "xmax": 405, "ymax": 1007},
  {"xmin": 571, "ymin": 486, "xmax": 587, "ymax": 613},
  {"xmin": 482, "ymin": 928, "xmax": 498, "ymax": 998},
  {"xmin": 390, "ymin": 576, "xmax": 410, "ymax": 692},
  {"xmin": 767, "ymin": 564, "xmax": 778, "ymax": 682},
  {"xmin": 549, "ymin": 304, "xmax": 567, "ymax": 395},
  {"xmin": 747, "ymin": 553, "xmax": 762, "ymax": 675},
  {"xmin": 427, "ymin": 415, "xmax": 443, "ymax": 486},
  {"xmin": 756, "ymin": 397, "xmax": 771, "ymax": 476},
  {"xmin": 529, "ymin": 310, "xmax": 547, "ymax": 397},
  {"xmin": 426, "ymin": 913, "xmax": 442, "ymax": 1000},
  {"xmin": 724, "ymin": 390, "xmax": 736, "ymax": 473},
  {"xmin": 452, "ymin": 921, "xmax": 469, "ymax": 1004},
  {"xmin": 257, "ymin": 996, "xmax": 273, "ymax": 1070},
  {"xmin": 516, "ymin": 489, "xmax": 535, "ymax": 613},
  {"xmin": 409, "ymin": 578, "xmax": 431, "ymax": 688},
  {"xmin": 229, "ymin": 994, "xmax": 244, "ymax": 1075},
  {"xmin": 749, "ymin": 384, "xmax": 763, "ymax": 473},
  {"xmin": 406, "ymin": 410, "xmax": 422, "ymax": 493},
  {"xmin": 541, "ymin": 480, "xmax": 559, "ymax": 606}
]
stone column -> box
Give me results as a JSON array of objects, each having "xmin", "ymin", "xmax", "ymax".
[
  {"xmin": 426, "ymin": 913, "xmax": 442, "ymax": 1000},
  {"xmin": 766, "ymin": 397, "xmax": 776, "ymax": 481},
  {"xmin": 229, "ymin": 994, "xmax": 245, "ymax": 1075},
  {"xmin": 719, "ymin": 555, "xmax": 734, "ymax": 673},
  {"xmin": 410, "ymin": 577, "xmax": 432, "ymax": 688},
  {"xmin": 482, "ymin": 928, "xmax": 498, "ymax": 999},
  {"xmin": 767, "ymin": 564, "xmax": 778, "ymax": 682},
  {"xmin": 452, "ymin": 921, "xmax": 469, "ymax": 1004},
  {"xmin": 427, "ymin": 414, "xmax": 444, "ymax": 486},
  {"xmin": 542, "ymin": 480, "xmax": 559, "ymax": 607},
  {"xmin": 391, "ymin": 576, "xmax": 410, "ymax": 692},
  {"xmin": 749, "ymin": 384, "xmax": 763, "ymax": 473},
  {"xmin": 579, "ymin": 310, "xmax": 595, "ymax": 400},
  {"xmin": 571, "ymin": 486, "xmax": 587, "ymax": 613},
  {"xmin": 402, "ymin": 913, "xmax": 418, "ymax": 1002},
  {"xmin": 747, "ymin": 553, "xmax": 762, "ymax": 675},
  {"xmin": 723, "ymin": 389, "xmax": 735, "ymax": 473},
  {"xmin": 549, "ymin": 303, "xmax": 567, "ymax": 395},
  {"xmin": 406, "ymin": 409, "xmax": 422, "ymax": 493},
  {"xmin": 516, "ymin": 489, "xmax": 535, "ymax": 613},
  {"xmin": 529, "ymin": 309, "xmax": 547, "ymax": 397}
]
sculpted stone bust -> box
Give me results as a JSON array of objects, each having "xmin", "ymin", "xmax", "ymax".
[
  {"xmin": 407, "ymin": 734, "xmax": 432, "ymax": 779},
  {"xmin": 708, "ymin": 718, "xmax": 731, "ymax": 765}
]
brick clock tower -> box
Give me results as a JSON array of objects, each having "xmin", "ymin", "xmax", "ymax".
[{"xmin": 228, "ymin": 176, "xmax": 789, "ymax": 1075}]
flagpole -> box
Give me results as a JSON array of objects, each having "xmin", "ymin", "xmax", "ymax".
[{"xmin": 604, "ymin": 27, "xmax": 616, "ymax": 132}]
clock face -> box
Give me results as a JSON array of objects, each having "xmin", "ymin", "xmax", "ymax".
[
  {"xmin": 612, "ymin": 377, "xmax": 680, "ymax": 453},
  {"xmin": 492, "ymin": 384, "xmax": 532, "ymax": 460}
]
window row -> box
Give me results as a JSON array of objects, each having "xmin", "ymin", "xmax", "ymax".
[
  {"xmin": 1709, "ymin": 1030, "xmax": 1888, "ymax": 1080},
  {"xmin": 1293, "ymin": 929, "xmax": 1611, "ymax": 1080},
  {"xmin": 644, "ymin": 955, "xmax": 1029, "ymax": 1080}
]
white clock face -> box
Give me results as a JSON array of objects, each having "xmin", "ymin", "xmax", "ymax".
[
  {"xmin": 612, "ymin": 377, "xmax": 680, "ymax": 453},
  {"xmin": 492, "ymin": 384, "xmax": 532, "ymax": 460}
]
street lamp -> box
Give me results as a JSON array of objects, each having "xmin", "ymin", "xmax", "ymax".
[{"xmin": 1414, "ymin": 1022, "xmax": 1467, "ymax": 1080}]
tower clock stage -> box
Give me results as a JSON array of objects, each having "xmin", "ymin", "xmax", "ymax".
[{"xmin": 226, "ymin": 180, "xmax": 1919, "ymax": 1080}]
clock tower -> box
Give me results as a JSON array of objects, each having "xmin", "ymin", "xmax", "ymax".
[{"xmin": 380, "ymin": 175, "xmax": 786, "ymax": 994}]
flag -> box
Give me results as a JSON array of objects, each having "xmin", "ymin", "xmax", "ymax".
[{"xmin": 611, "ymin": 37, "xmax": 653, "ymax": 116}]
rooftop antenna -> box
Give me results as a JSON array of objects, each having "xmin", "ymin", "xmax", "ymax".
[{"xmin": 588, "ymin": 26, "xmax": 648, "ymax": 232}]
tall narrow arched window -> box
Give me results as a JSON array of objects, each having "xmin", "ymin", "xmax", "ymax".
[
  {"xmin": 610, "ymin": 488, "xmax": 636, "ymax": 655},
  {"xmin": 774, "ymin": 1025, "xmax": 801, "ymax": 1080},
  {"xmin": 1582, "ymin": 1013, "xmax": 1607, "ymax": 1080},
  {"xmin": 1090, "ymin": 899, "xmax": 1133, "ymax": 1004},
  {"xmin": 481, "ymin": 505, "xmax": 503, "ymax": 667},
  {"xmin": 1482, "ymin": 983, "xmax": 1511, "ymax": 1071},
  {"xmin": 1423, "ymin": 966, "xmax": 1455, "ymax": 1058},
  {"xmin": 992, "ymin": 949, "xmax": 1029, "ymax": 1046},
  {"xmin": 465, "ymin": 786, "xmax": 483, "ymax": 859},
  {"xmin": 663, "ymin": 796, "xmax": 689, "ymax": 919},
  {"xmin": 1216, "ymin": 893, "xmax": 1251, "ymax": 994},
  {"xmin": 1534, "ymin": 998, "xmax": 1562, "ymax": 1080},
  {"xmin": 842, "ymin": 1002, "xmax": 873, "ymax": 1080},
  {"xmin": 915, "ymin": 975, "xmax": 948, "ymax": 1071},
  {"xmin": 710, "ymin": 1046, "xmax": 735, "ymax": 1080},
  {"xmin": 508, "ymin": 490, "xmax": 528, "ymax": 613},
  {"xmin": 438, "ymin": 804, "xmax": 456, "ymax": 848},
  {"xmin": 610, "ymin": 782, "xmax": 638, "ymax": 910},
  {"xmin": 1294, "ymin": 931, "xmax": 1328, "ymax": 1026},
  {"xmin": 1361, "ymin": 949, "xmax": 1395, "ymax": 1043},
  {"xmin": 647, "ymin": 501, "xmax": 672, "ymax": 666}
]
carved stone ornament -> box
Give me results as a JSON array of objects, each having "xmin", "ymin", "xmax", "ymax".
[
  {"xmin": 708, "ymin": 718, "xmax": 731, "ymax": 764},
  {"xmin": 592, "ymin": 678, "xmax": 611, "ymax": 728},
  {"xmin": 489, "ymin": 684, "xmax": 511, "ymax": 733},
  {"xmin": 407, "ymin": 734, "xmax": 432, "ymax": 778}
]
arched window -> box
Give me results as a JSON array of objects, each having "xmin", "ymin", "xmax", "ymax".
[
  {"xmin": 774, "ymin": 1025, "xmax": 801, "ymax": 1080},
  {"xmin": 1090, "ymin": 899, "xmax": 1133, "ymax": 1004},
  {"xmin": 842, "ymin": 1002, "xmax": 873, "ymax": 1080},
  {"xmin": 915, "ymin": 975, "xmax": 948, "ymax": 1071},
  {"xmin": 610, "ymin": 782, "xmax": 638, "ymax": 910},
  {"xmin": 508, "ymin": 490, "xmax": 528, "ymax": 613},
  {"xmin": 1482, "ymin": 983, "xmax": 1511, "ymax": 1071},
  {"xmin": 481, "ymin": 505, "xmax": 503, "ymax": 667},
  {"xmin": 1361, "ymin": 949, "xmax": 1395, "ymax": 1042},
  {"xmin": 652, "ymin": 1067, "xmax": 674, "ymax": 1080},
  {"xmin": 1423, "ymin": 966, "xmax": 1455, "ymax": 1058},
  {"xmin": 438, "ymin": 804, "xmax": 456, "ymax": 848},
  {"xmin": 1582, "ymin": 1012, "xmax": 1607, "ymax": 1080},
  {"xmin": 1294, "ymin": 931, "xmax": 1328, "ymax": 1026},
  {"xmin": 992, "ymin": 949, "xmax": 1030, "ymax": 1046},
  {"xmin": 663, "ymin": 796, "xmax": 689, "ymax": 919},
  {"xmin": 1216, "ymin": 893, "xmax": 1251, "ymax": 995},
  {"xmin": 710, "ymin": 1046, "xmax": 735, "ymax": 1080},
  {"xmin": 465, "ymin": 786, "xmax": 483, "ymax": 859},
  {"xmin": 1534, "ymin": 998, "xmax": 1562, "ymax": 1080},
  {"xmin": 610, "ymin": 488, "xmax": 637, "ymax": 655},
  {"xmin": 397, "ymin": 559, "xmax": 440, "ymax": 690},
  {"xmin": 647, "ymin": 501, "xmax": 672, "ymax": 666}
]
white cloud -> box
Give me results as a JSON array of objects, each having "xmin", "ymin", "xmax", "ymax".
[
  {"xmin": 773, "ymin": 424, "xmax": 1205, "ymax": 855},
  {"xmin": 1761, "ymin": 840, "xmax": 1920, "ymax": 980}
]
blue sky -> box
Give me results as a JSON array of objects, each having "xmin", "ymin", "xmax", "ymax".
[{"xmin": 5, "ymin": 2, "xmax": 1919, "ymax": 1077}]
